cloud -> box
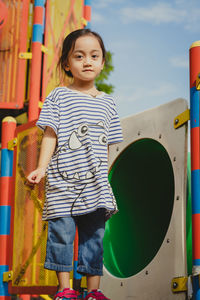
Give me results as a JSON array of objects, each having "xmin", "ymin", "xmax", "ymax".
[
  {"xmin": 184, "ymin": 8, "xmax": 200, "ymax": 31},
  {"xmin": 132, "ymin": 83, "xmax": 177, "ymax": 103},
  {"xmin": 92, "ymin": 0, "xmax": 123, "ymax": 9},
  {"xmin": 169, "ymin": 55, "xmax": 189, "ymax": 68},
  {"xmin": 120, "ymin": 2, "xmax": 187, "ymax": 25},
  {"xmin": 92, "ymin": 1, "xmax": 109, "ymax": 9},
  {"xmin": 119, "ymin": 0, "xmax": 200, "ymax": 32},
  {"xmin": 92, "ymin": 0, "xmax": 200, "ymax": 32},
  {"xmin": 115, "ymin": 82, "xmax": 178, "ymax": 104},
  {"xmin": 92, "ymin": 12, "xmax": 105, "ymax": 23}
]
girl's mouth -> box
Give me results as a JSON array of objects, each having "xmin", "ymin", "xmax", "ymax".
[{"xmin": 83, "ymin": 69, "xmax": 93, "ymax": 72}]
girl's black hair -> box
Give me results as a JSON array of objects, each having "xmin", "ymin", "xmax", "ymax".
[{"xmin": 58, "ymin": 29, "xmax": 106, "ymax": 78}]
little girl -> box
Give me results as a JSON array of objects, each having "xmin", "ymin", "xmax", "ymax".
[{"xmin": 27, "ymin": 29, "xmax": 123, "ymax": 300}]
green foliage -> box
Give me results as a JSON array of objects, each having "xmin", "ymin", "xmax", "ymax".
[{"xmin": 95, "ymin": 51, "xmax": 114, "ymax": 94}]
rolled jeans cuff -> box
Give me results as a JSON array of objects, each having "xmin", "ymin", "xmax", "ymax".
[
  {"xmin": 77, "ymin": 264, "xmax": 103, "ymax": 276},
  {"xmin": 44, "ymin": 261, "xmax": 73, "ymax": 272}
]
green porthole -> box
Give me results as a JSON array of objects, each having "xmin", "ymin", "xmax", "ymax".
[{"xmin": 103, "ymin": 139, "xmax": 175, "ymax": 278}]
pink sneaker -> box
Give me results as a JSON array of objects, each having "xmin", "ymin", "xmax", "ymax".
[
  {"xmin": 84, "ymin": 289, "xmax": 110, "ymax": 300},
  {"xmin": 54, "ymin": 288, "xmax": 78, "ymax": 300}
]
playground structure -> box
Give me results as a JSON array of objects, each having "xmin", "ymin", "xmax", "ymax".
[
  {"xmin": 0, "ymin": 0, "xmax": 90, "ymax": 298},
  {"xmin": 0, "ymin": 0, "xmax": 200, "ymax": 299}
]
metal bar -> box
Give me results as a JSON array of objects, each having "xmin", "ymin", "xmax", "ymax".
[
  {"xmin": 11, "ymin": 0, "xmax": 21, "ymax": 102},
  {"xmin": 83, "ymin": 0, "xmax": 91, "ymax": 28},
  {"xmin": 0, "ymin": 117, "xmax": 16, "ymax": 300},
  {"xmin": 2, "ymin": 0, "xmax": 12, "ymax": 104},
  {"xmin": 32, "ymin": 207, "xmax": 39, "ymax": 285},
  {"xmin": 41, "ymin": 0, "xmax": 50, "ymax": 102},
  {"xmin": 16, "ymin": 0, "xmax": 30, "ymax": 108},
  {"xmin": 190, "ymin": 40, "xmax": 200, "ymax": 300},
  {"xmin": 28, "ymin": 0, "xmax": 46, "ymax": 121},
  {"xmin": 7, "ymin": 0, "xmax": 15, "ymax": 104}
]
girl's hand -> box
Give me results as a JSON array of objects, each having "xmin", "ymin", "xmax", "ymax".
[
  {"xmin": 27, "ymin": 167, "xmax": 46, "ymax": 185},
  {"xmin": 26, "ymin": 126, "xmax": 56, "ymax": 186}
]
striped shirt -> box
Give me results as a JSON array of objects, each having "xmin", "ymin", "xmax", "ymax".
[{"xmin": 36, "ymin": 87, "xmax": 123, "ymax": 220}]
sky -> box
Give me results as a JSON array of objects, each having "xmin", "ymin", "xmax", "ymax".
[{"xmin": 91, "ymin": 0, "xmax": 200, "ymax": 119}]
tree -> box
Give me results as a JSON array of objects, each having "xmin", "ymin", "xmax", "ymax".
[{"xmin": 95, "ymin": 51, "xmax": 114, "ymax": 94}]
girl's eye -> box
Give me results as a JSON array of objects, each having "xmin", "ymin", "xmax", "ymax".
[
  {"xmin": 75, "ymin": 55, "xmax": 83, "ymax": 59},
  {"xmin": 92, "ymin": 55, "xmax": 99, "ymax": 59},
  {"xmin": 78, "ymin": 124, "xmax": 88, "ymax": 136},
  {"xmin": 99, "ymin": 134, "xmax": 107, "ymax": 145}
]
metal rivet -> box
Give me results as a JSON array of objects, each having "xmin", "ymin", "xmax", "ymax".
[
  {"xmin": 175, "ymin": 119, "xmax": 179, "ymax": 125},
  {"xmin": 120, "ymin": 282, "xmax": 123, "ymax": 286},
  {"xmin": 138, "ymin": 131, "xmax": 141, "ymax": 136},
  {"xmin": 167, "ymin": 238, "xmax": 170, "ymax": 243},
  {"xmin": 173, "ymin": 282, "xmax": 178, "ymax": 289},
  {"xmin": 159, "ymin": 134, "xmax": 162, "ymax": 139},
  {"xmin": 176, "ymin": 196, "xmax": 180, "ymax": 200},
  {"xmin": 173, "ymin": 157, "xmax": 176, "ymax": 162},
  {"xmin": 116, "ymin": 147, "xmax": 119, "ymax": 152},
  {"xmin": 145, "ymin": 270, "xmax": 148, "ymax": 275}
]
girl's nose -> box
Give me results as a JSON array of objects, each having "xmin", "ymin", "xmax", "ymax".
[{"xmin": 83, "ymin": 57, "xmax": 92, "ymax": 65}]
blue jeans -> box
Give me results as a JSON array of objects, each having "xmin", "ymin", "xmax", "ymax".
[{"xmin": 44, "ymin": 209, "xmax": 106, "ymax": 276}]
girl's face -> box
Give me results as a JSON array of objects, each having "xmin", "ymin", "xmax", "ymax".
[{"xmin": 65, "ymin": 35, "xmax": 105, "ymax": 84}]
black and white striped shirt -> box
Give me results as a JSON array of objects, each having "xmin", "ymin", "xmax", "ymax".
[{"xmin": 36, "ymin": 87, "xmax": 123, "ymax": 220}]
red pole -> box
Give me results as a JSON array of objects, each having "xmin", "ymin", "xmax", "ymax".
[
  {"xmin": 0, "ymin": 117, "xmax": 16, "ymax": 300},
  {"xmin": 84, "ymin": 0, "xmax": 91, "ymax": 28},
  {"xmin": 190, "ymin": 40, "xmax": 200, "ymax": 299},
  {"xmin": 41, "ymin": 0, "xmax": 49, "ymax": 102},
  {"xmin": 28, "ymin": 0, "xmax": 45, "ymax": 121}
]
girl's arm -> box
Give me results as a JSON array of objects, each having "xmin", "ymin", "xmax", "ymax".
[{"xmin": 27, "ymin": 126, "xmax": 57, "ymax": 184}]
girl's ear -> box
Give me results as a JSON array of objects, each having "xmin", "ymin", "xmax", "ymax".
[
  {"xmin": 65, "ymin": 65, "xmax": 70, "ymax": 71},
  {"xmin": 101, "ymin": 59, "xmax": 105, "ymax": 70},
  {"xmin": 64, "ymin": 60, "xmax": 70, "ymax": 71}
]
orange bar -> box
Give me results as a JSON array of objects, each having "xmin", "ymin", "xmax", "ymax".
[
  {"xmin": 6, "ymin": 1, "xmax": 15, "ymax": 104},
  {"xmin": 84, "ymin": 5, "xmax": 91, "ymax": 21},
  {"xmin": 15, "ymin": 0, "xmax": 30, "ymax": 109},
  {"xmin": 19, "ymin": 296, "xmax": 31, "ymax": 300},
  {"xmin": 28, "ymin": 0, "xmax": 45, "ymax": 121},
  {"xmin": 7, "ymin": 151, "xmax": 17, "ymax": 286},
  {"xmin": 74, "ymin": 227, "xmax": 79, "ymax": 261},
  {"xmin": 0, "ymin": 1, "xmax": 8, "ymax": 29},
  {"xmin": 1, "ymin": 117, "xmax": 17, "ymax": 149},
  {"xmin": 191, "ymin": 127, "xmax": 200, "ymax": 171},
  {"xmin": 190, "ymin": 42, "xmax": 200, "ymax": 88},
  {"xmin": 28, "ymin": 42, "xmax": 42, "ymax": 121},
  {"xmin": 192, "ymin": 214, "xmax": 200, "ymax": 259},
  {"xmin": 0, "ymin": 117, "xmax": 16, "ymax": 300},
  {"xmin": 41, "ymin": 0, "xmax": 50, "ymax": 102},
  {"xmin": 34, "ymin": 6, "xmax": 44, "ymax": 25},
  {"xmin": 0, "ymin": 177, "xmax": 12, "ymax": 206},
  {"xmin": 0, "ymin": 235, "xmax": 9, "ymax": 265},
  {"xmin": 11, "ymin": 0, "xmax": 21, "ymax": 102}
]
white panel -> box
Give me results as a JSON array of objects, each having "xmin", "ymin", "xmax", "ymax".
[{"xmin": 101, "ymin": 98, "xmax": 188, "ymax": 299}]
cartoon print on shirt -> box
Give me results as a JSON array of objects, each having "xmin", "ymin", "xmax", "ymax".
[{"xmin": 52, "ymin": 121, "xmax": 108, "ymax": 214}]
